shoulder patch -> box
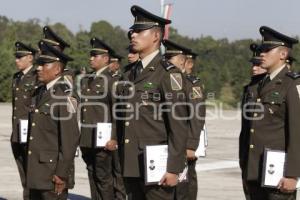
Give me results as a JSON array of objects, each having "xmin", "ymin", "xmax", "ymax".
[
  {"xmin": 286, "ymin": 71, "xmax": 300, "ymax": 79},
  {"xmin": 170, "ymin": 73, "xmax": 183, "ymax": 90},
  {"xmin": 161, "ymin": 58, "xmax": 175, "ymax": 71},
  {"xmin": 192, "ymin": 86, "xmax": 203, "ymax": 99}
]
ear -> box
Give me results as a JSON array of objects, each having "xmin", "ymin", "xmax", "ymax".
[{"xmin": 279, "ymin": 48, "xmax": 288, "ymax": 61}]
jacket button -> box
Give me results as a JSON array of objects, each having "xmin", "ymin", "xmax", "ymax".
[
  {"xmin": 30, "ymin": 136, "xmax": 33, "ymax": 140},
  {"xmin": 253, "ymin": 113, "xmax": 258, "ymax": 117},
  {"xmin": 125, "ymin": 122, "xmax": 130, "ymax": 126},
  {"xmin": 83, "ymin": 108, "xmax": 87, "ymax": 112},
  {"xmin": 87, "ymin": 89, "xmax": 90, "ymax": 92},
  {"xmin": 257, "ymin": 98, "xmax": 261, "ymax": 103},
  {"xmin": 15, "ymin": 97, "xmax": 18, "ymax": 100},
  {"xmin": 250, "ymin": 129, "xmax": 254, "ymax": 133},
  {"xmin": 50, "ymin": 159, "xmax": 53, "ymax": 162},
  {"xmin": 28, "ymin": 150, "xmax": 32, "ymax": 155},
  {"xmin": 85, "ymin": 99, "xmax": 88, "ymax": 102},
  {"xmin": 126, "ymin": 104, "xmax": 131, "ymax": 109},
  {"xmin": 32, "ymin": 123, "xmax": 36, "ymax": 127},
  {"xmin": 129, "ymin": 87, "xmax": 133, "ymax": 92},
  {"xmin": 14, "ymin": 107, "xmax": 17, "ymax": 110},
  {"xmin": 13, "ymin": 116, "xmax": 16, "ymax": 119},
  {"xmin": 16, "ymin": 88, "xmax": 19, "ymax": 91},
  {"xmin": 125, "ymin": 139, "xmax": 130, "ymax": 144},
  {"xmin": 250, "ymin": 144, "xmax": 254, "ymax": 149},
  {"xmin": 35, "ymin": 109, "xmax": 39, "ymax": 113}
]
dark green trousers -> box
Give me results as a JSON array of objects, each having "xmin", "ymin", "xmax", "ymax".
[{"xmin": 29, "ymin": 189, "xmax": 68, "ymax": 200}]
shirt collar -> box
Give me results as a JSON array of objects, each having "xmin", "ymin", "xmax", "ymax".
[
  {"xmin": 96, "ymin": 66, "xmax": 108, "ymax": 77},
  {"xmin": 141, "ymin": 49, "xmax": 160, "ymax": 69},
  {"xmin": 46, "ymin": 76, "xmax": 61, "ymax": 90},
  {"xmin": 22, "ymin": 65, "xmax": 33, "ymax": 75},
  {"xmin": 269, "ymin": 64, "xmax": 286, "ymax": 80}
]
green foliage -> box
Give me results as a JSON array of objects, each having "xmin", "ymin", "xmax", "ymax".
[{"xmin": 1, "ymin": 16, "xmax": 300, "ymax": 105}]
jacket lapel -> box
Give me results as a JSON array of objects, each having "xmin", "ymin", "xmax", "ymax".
[{"xmin": 134, "ymin": 54, "xmax": 161, "ymax": 84}]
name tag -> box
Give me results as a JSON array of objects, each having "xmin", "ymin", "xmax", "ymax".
[
  {"xmin": 19, "ymin": 119, "xmax": 28, "ymax": 143},
  {"xmin": 95, "ymin": 123, "xmax": 112, "ymax": 147}
]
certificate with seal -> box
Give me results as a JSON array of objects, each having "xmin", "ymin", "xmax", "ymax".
[
  {"xmin": 95, "ymin": 123, "xmax": 112, "ymax": 147},
  {"xmin": 19, "ymin": 119, "xmax": 28, "ymax": 143}
]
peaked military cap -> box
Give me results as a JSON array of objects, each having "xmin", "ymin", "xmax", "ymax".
[
  {"xmin": 163, "ymin": 39, "xmax": 191, "ymax": 57},
  {"xmin": 15, "ymin": 41, "xmax": 37, "ymax": 58},
  {"xmin": 110, "ymin": 52, "xmax": 123, "ymax": 62},
  {"xmin": 186, "ymin": 50, "xmax": 198, "ymax": 59},
  {"xmin": 249, "ymin": 43, "xmax": 262, "ymax": 65},
  {"xmin": 130, "ymin": 5, "xmax": 171, "ymax": 30},
  {"xmin": 259, "ymin": 26, "xmax": 298, "ymax": 52},
  {"xmin": 42, "ymin": 26, "xmax": 70, "ymax": 51},
  {"xmin": 36, "ymin": 41, "xmax": 73, "ymax": 65},
  {"xmin": 90, "ymin": 37, "xmax": 114, "ymax": 56}
]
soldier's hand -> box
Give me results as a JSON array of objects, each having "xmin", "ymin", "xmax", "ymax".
[
  {"xmin": 277, "ymin": 177, "xmax": 297, "ymax": 193},
  {"xmin": 186, "ymin": 149, "xmax": 197, "ymax": 161},
  {"xmin": 105, "ymin": 139, "xmax": 118, "ymax": 151},
  {"xmin": 159, "ymin": 172, "xmax": 178, "ymax": 187},
  {"xmin": 52, "ymin": 175, "xmax": 66, "ymax": 195}
]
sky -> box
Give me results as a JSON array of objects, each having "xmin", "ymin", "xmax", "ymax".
[{"xmin": 1, "ymin": 0, "xmax": 300, "ymax": 41}]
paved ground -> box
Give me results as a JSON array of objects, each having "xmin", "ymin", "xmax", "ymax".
[{"xmin": 0, "ymin": 103, "xmax": 245, "ymax": 200}]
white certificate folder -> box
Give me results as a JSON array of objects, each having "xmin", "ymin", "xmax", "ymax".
[
  {"xmin": 95, "ymin": 123, "xmax": 112, "ymax": 147},
  {"xmin": 261, "ymin": 149, "xmax": 300, "ymax": 188},
  {"xmin": 19, "ymin": 119, "xmax": 28, "ymax": 143},
  {"xmin": 144, "ymin": 145, "xmax": 187, "ymax": 185}
]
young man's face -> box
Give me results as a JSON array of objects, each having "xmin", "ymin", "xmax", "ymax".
[
  {"xmin": 90, "ymin": 54, "xmax": 109, "ymax": 71},
  {"xmin": 130, "ymin": 28, "xmax": 159, "ymax": 53},
  {"xmin": 37, "ymin": 62, "xmax": 61, "ymax": 84},
  {"xmin": 184, "ymin": 58, "xmax": 194, "ymax": 74},
  {"xmin": 169, "ymin": 54, "xmax": 186, "ymax": 71},
  {"xmin": 15, "ymin": 55, "xmax": 33, "ymax": 71},
  {"xmin": 260, "ymin": 47, "xmax": 286, "ymax": 71}
]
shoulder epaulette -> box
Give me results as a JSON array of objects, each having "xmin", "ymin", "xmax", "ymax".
[
  {"xmin": 161, "ymin": 58, "xmax": 175, "ymax": 71},
  {"xmin": 286, "ymin": 71, "xmax": 300, "ymax": 79},
  {"xmin": 186, "ymin": 74, "xmax": 200, "ymax": 84}
]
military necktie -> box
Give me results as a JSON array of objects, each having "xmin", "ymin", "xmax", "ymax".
[
  {"xmin": 36, "ymin": 85, "xmax": 47, "ymax": 105},
  {"xmin": 133, "ymin": 61, "xmax": 143, "ymax": 80},
  {"xmin": 16, "ymin": 72, "xmax": 24, "ymax": 85},
  {"xmin": 258, "ymin": 75, "xmax": 271, "ymax": 94}
]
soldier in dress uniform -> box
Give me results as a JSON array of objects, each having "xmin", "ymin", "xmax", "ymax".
[
  {"xmin": 79, "ymin": 37, "xmax": 124, "ymax": 200},
  {"xmin": 117, "ymin": 5, "xmax": 189, "ymax": 200},
  {"xmin": 11, "ymin": 41, "xmax": 38, "ymax": 200},
  {"xmin": 240, "ymin": 26, "xmax": 300, "ymax": 200},
  {"xmin": 41, "ymin": 26, "xmax": 77, "ymax": 188},
  {"xmin": 26, "ymin": 41, "xmax": 80, "ymax": 200},
  {"xmin": 162, "ymin": 39, "xmax": 206, "ymax": 200},
  {"xmin": 239, "ymin": 43, "xmax": 266, "ymax": 200}
]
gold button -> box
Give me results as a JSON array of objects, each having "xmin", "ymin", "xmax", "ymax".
[
  {"xmin": 13, "ymin": 116, "xmax": 16, "ymax": 119},
  {"xmin": 14, "ymin": 107, "xmax": 17, "ymax": 110},
  {"xmin": 30, "ymin": 136, "xmax": 33, "ymax": 140},
  {"xmin": 15, "ymin": 97, "xmax": 18, "ymax": 100},
  {"xmin": 50, "ymin": 160, "xmax": 53, "ymax": 162},
  {"xmin": 85, "ymin": 99, "xmax": 88, "ymax": 102},
  {"xmin": 32, "ymin": 122, "xmax": 36, "ymax": 127},
  {"xmin": 16, "ymin": 88, "xmax": 19, "ymax": 91},
  {"xmin": 35, "ymin": 109, "xmax": 39, "ymax": 113},
  {"xmin": 125, "ymin": 139, "xmax": 130, "ymax": 144},
  {"xmin": 82, "ymin": 120, "xmax": 85, "ymax": 123},
  {"xmin": 126, "ymin": 104, "xmax": 131, "ymax": 109},
  {"xmin": 250, "ymin": 145, "xmax": 254, "ymax": 149},
  {"xmin": 250, "ymin": 129, "xmax": 254, "ymax": 133},
  {"xmin": 83, "ymin": 108, "xmax": 87, "ymax": 112},
  {"xmin": 129, "ymin": 87, "xmax": 133, "ymax": 91},
  {"xmin": 253, "ymin": 113, "xmax": 258, "ymax": 117},
  {"xmin": 257, "ymin": 98, "xmax": 261, "ymax": 102},
  {"xmin": 271, "ymin": 102, "xmax": 275, "ymax": 105},
  {"xmin": 28, "ymin": 150, "xmax": 32, "ymax": 155},
  {"xmin": 125, "ymin": 122, "xmax": 130, "ymax": 126},
  {"xmin": 87, "ymin": 89, "xmax": 90, "ymax": 92}
]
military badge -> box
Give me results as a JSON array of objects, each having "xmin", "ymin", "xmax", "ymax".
[
  {"xmin": 192, "ymin": 87, "xmax": 203, "ymax": 99},
  {"xmin": 143, "ymin": 82, "xmax": 155, "ymax": 89},
  {"xmin": 170, "ymin": 73, "xmax": 182, "ymax": 91}
]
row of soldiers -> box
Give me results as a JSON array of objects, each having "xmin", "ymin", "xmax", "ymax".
[
  {"xmin": 11, "ymin": 5, "xmax": 206, "ymax": 200},
  {"xmin": 239, "ymin": 26, "xmax": 300, "ymax": 200}
]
